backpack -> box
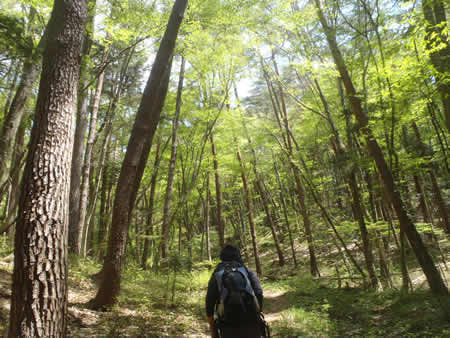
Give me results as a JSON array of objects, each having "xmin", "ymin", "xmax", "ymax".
[{"xmin": 214, "ymin": 261, "xmax": 260, "ymax": 325}]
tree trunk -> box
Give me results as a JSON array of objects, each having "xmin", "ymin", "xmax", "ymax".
[
  {"xmin": 411, "ymin": 122, "xmax": 449, "ymax": 233},
  {"xmin": 315, "ymin": 0, "xmax": 448, "ymax": 296},
  {"xmin": 77, "ymin": 48, "xmax": 108, "ymax": 257},
  {"xmin": 141, "ymin": 138, "xmax": 163, "ymax": 269},
  {"xmin": 422, "ymin": 0, "xmax": 450, "ymax": 132},
  {"xmin": 160, "ymin": 56, "xmax": 185, "ymax": 259},
  {"xmin": 237, "ymin": 150, "xmax": 262, "ymax": 276},
  {"xmin": 254, "ymin": 176, "xmax": 285, "ymax": 266},
  {"xmin": 205, "ymin": 174, "xmax": 212, "ymax": 262},
  {"xmin": 89, "ymin": 0, "xmax": 187, "ymax": 310},
  {"xmin": 210, "ymin": 132, "xmax": 225, "ymax": 248},
  {"xmin": 263, "ymin": 54, "xmax": 319, "ymax": 276},
  {"xmin": 8, "ymin": 0, "xmax": 88, "ymax": 335},
  {"xmin": 274, "ymin": 162, "xmax": 297, "ymax": 266},
  {"xmin": 321, "ymin": 78, "xmax": 379, "ymax": 288},
  {"xmin": 68, "ymin": 96, "xmax": 89, "ymax": 254},
  {"xmin": 0, "ymin": 43, "xmax": 45, "ymax": 186}
]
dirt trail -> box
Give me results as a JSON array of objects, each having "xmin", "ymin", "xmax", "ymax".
[{"xmin": 263, "ymin": 288, "xmax": 289, "ymax": 325}]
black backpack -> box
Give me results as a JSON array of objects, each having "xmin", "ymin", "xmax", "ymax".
[{"xmin": 214, "ymin": 261, "xmax": 260, "ymax": 325}]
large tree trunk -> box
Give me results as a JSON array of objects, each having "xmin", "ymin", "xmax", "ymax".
[
  {"xmin": 8, "ymin": 0, "xmax": 88, "ymax": 335},
  {"xmin": 89, "ymin": 0, "xmax": 187, "ymax": 310},
  {"xmin": 315, "ymin": 0, "xmax": 447, "ymax": 296},
  {"xmin": 160, "ymin": 56, "xmax": 185, "ymax": 258}
]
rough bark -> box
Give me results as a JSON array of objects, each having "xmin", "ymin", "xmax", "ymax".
[
  {"xmin": 315, "ymin": 0, "xmax": 447, "ymax": 296},
  {"xmin": 8, "ymin": 0, "xmax": 89, "ymax": 335},
  {"xmin": 89, "ymin": 0, "xmax": 187, "ymax": 310}
]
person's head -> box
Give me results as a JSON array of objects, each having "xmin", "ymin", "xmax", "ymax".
[{"xmin": 220, "ymin": 244, "xmax": 243, "ymax": 264}]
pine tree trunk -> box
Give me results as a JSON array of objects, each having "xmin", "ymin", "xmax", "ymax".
[
  {"xmin": 315, "ymin": 0, "xmax": 447, "ymax": 296},
  {"xmin": 89, "ymin": 0, "xmax": 187, "ymax": 310},
  {"xmin": 8, "ymin": 0, "xmax": 88, "ymax": 335}
]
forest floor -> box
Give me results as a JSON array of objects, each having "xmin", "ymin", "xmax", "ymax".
[{"xmin": 0, "ymin": 245, "xmax": 449, "ymax": 336}]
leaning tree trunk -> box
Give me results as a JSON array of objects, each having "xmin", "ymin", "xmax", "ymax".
[
  {"xmin": 89, "ymin": 0, "xmax": 187, "ymax": 310},
  {"xmin": 8, "ymin": 0, "xmax": 88, "ymax": 336},
  {"xmin": 315, "ymin": 0, "xmax": 448, "ymax": 296}
]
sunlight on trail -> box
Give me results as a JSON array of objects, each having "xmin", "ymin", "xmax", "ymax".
[{"xmin": 263, "ymin": 289, "xmax": 289, "ymax": 324}]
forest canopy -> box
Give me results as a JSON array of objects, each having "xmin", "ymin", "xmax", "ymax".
[{"xmin": 0, "ymin": 0, "xmax": 448, "ymax": 336}]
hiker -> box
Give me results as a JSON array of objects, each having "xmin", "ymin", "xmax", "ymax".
[{"xmin": 205, "ymin": 244, "xmax": 268, "ymax": 338}]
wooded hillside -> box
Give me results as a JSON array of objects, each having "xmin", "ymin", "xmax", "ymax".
[{"xmin": 0, "ymin": 0, "xmax": 448, "ymax": 336}]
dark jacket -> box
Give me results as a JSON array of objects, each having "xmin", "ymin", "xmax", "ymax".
[{"xmin": 205, "ymin": 261, "xmax": 264, "ymax": 318}]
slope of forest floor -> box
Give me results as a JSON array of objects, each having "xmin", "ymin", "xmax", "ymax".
[{"xmin": 0, "ymin": 248, "xmax": 449, "ymax": 337}]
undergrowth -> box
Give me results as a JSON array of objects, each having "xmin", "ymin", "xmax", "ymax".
[{"xmin": 264, "ymin": 273, "xmax": 450, "ymax": 337}]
